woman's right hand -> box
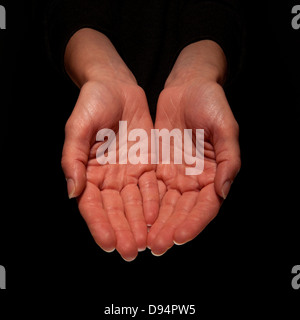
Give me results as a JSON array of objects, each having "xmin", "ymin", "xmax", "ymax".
[{"xmin": 61, "ymin": 29, "xmax": 160, "ymax": 261}]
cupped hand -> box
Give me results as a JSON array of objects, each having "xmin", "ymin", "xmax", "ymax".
[
  {"xmin": 61, "ymin": 80, "xmax": 160, "ymax": 261},
  {"xmin": 148, "ymin": 79, "xmax": 241, "ymax": 255}
]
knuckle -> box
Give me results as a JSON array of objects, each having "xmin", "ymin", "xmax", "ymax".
[
  {"xmin": 60, "ymin": 154, "xmax": 69, "ymax": 171},
  {"xmin": 64, "ymin": 117, "xmax": 74, "ymax": 134},
  {"xmin": 126, "ymin": 83, "xmax": 145, "ymax": 98}
]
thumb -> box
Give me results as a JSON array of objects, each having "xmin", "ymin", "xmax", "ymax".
[
  {"xmin": 213, "ymin": 120, "xmax": 241, "ymax": 200},
  {"xmin": 61, "ymin": 117, "xmax": 91, "ymax": 199}
]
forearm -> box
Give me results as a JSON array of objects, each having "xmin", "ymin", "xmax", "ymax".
[
  {"xmin": 165, "ymin": 40, "xmax": 227, "ymax": 88},
  {"xmin": 64, "ymin": 28, "xmax": 136, "ymax": 88}
]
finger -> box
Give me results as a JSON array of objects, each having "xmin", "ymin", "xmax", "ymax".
[
  {"xmin": 121, "ymin": 184, "xmax": 147, "ymax": 251},
  {"xmin": 213, "ymin": 120, "xmax": 241, "ymax": 199},
  {"xmin": 147, "ymin": 189, "xmax": 181, "ymax": 250},
  {"xmin": 158, "ymin": 180, "xmax": 167, "ymax": 202},
  {"xmin": 61, "ymin": 117, "xmax": 91, "ymax": 199},
  {"xmin": 174, "ymin": 183, "xmax": 222, "ymax": 245},
  {"xmin": 150, "ymin": 191, "xmax": 197, "ymax": 256},
  {"xmin": 78, "ymin": 181, "xmax": 116, "ymax": 252},
  {"xmin": 102, "ymin": 189, "xmax": 138, "ymax": 262},
  {"xmin": 139, "ymin": 170, "xmax": 160, "ymax": 226}
]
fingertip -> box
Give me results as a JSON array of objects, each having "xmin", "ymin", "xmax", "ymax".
[
  {"xmin": 149, "ymin": 233, "xmax": 174, "ymax": 257},
  {"xmin": 173, "ymin": 227, "xmax": 193, "ymax": 246},
  {"xmin": 146, "ymin": 233, "xmax": 154, "ymax": 250},
  {"xmin": 221, "ymin": 180, "xmax": 232, "ymax": 200},
  {"xmin": 67, "ymin": 178, "xmax": 76, "ymax": 199},
  {"xmin": 63, "ymin": 160, "xmax": 87, "ymax": 199},
  {"xmin": 100, "ymin": 241, "xmax": 116, "ymax": 253},
  {"xmin": 134, "ymin": 227, "xmax": 147, "ymax": 253},
  {"xmin": 144, "ymin": 204, "xmax": 159, "ymax": 226},
  {"xmin": 151, "ymin": 250, "xmax": 166, "ymax": 257},
  {"xmin": 120, "ymin": 244, "xmax": 138, "ymax": 261},
  {"xmin": 65, "ymin": 175, "xmax": 86, "ymax": 199},
  {"xmin": 214, "ymin": 178, "xmax": 231, "ymax": 200},
  {"xmin": 115, "ymin": 232, "xmax": 139, "ymax": 262},
  {"xmin": 214, "ymin": 161, "xmax": 240, "ymax": 200},
  {"xmin": 146, "ymin": 224, "xmax": 160, "ymax": 250},
  {"xmin": 173, "ymin": 216, "xmax": 208, "ymax": 246},
  {"xmin": 103, "ymin": 247, "xmax": 116, "ymax": 253},
  {"xmin": 120, "ymin": 249, "xmax": 138, "ymax": 262},
  {"xmin": 122, "ymin": 256, "xmax": 137, "ymax": 262},
  {"xmin": 173, "ymin": 212, "xmax": 211, "ymax": 245},
  {"xmin": 94, "ymin": 228, "xmax": 117, "ymax": 253},
  {"xmin": 173, "ymin": 240, "xmax": 185, "ymax": 246}
]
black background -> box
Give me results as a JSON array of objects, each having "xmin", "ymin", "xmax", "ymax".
[{"xmin": 0, "ymin": 0, "xmax": 299, "ymax": 315}]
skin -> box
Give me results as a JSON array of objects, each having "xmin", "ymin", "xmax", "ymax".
[
  {"xmin": 148, "ymin": 40, "xmax": 241, "ymax": 255},
  {"xmin": 62, "ymin": 28, "xmax": 241, "ymax": 261},
  {"xmin": 62, "ymin": 29, "xmax": 160, "ymax": 261}
]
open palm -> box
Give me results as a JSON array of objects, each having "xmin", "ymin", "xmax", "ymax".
[
  {"xmin": 148, "ymin": 80, "xmax": 241, "ymax": 255},
  {"xmin": 62, "ymin": 81, "xmax": 159, "ymax": 261}
]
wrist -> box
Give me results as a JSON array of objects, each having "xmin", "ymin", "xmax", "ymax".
[
  {"xmin": 64, "ymin": 28, "xmax": 137, "ymax": 88},
  {"xmin": 165, "ymin": 40, "xmax": 227, "ymax": 88},
  {"xmin": 81, "ymin": 62, "xmax": 137, "ymax": 87}
]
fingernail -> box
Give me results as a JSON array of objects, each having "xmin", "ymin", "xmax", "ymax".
[
  {"xmin": 123, "ymin": 256, "xmax": 136, "ymax": 262},
  {"xmin": 67, "ymin": 178, "xmax": 76, "ymax": 199},
  {"xmin": 222, "ymin": 180, "xmax": 232, "ymax": 200},
  {"xmin": 103, "ymin": 248, "xmax": 115, "ymax": 253},
  {"xmin": 173, "ymin": 240, "xmax": 185, "ymax": 246},
  {"xmin": 151, "ymin": 251, "xmax": 166, "ymax": 257}
]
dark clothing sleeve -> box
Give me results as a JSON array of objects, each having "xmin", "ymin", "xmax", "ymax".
[
  {"xmin": 177, "ymin": 0, "xmax": 244, "ymax": 83},
  {"xmin": 45, "ymin": 0, "xmax": 244, "ymax": 110},
  {"xmin": 45, "ymin": 0, "xmax": 114, "ymax": 73}
]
